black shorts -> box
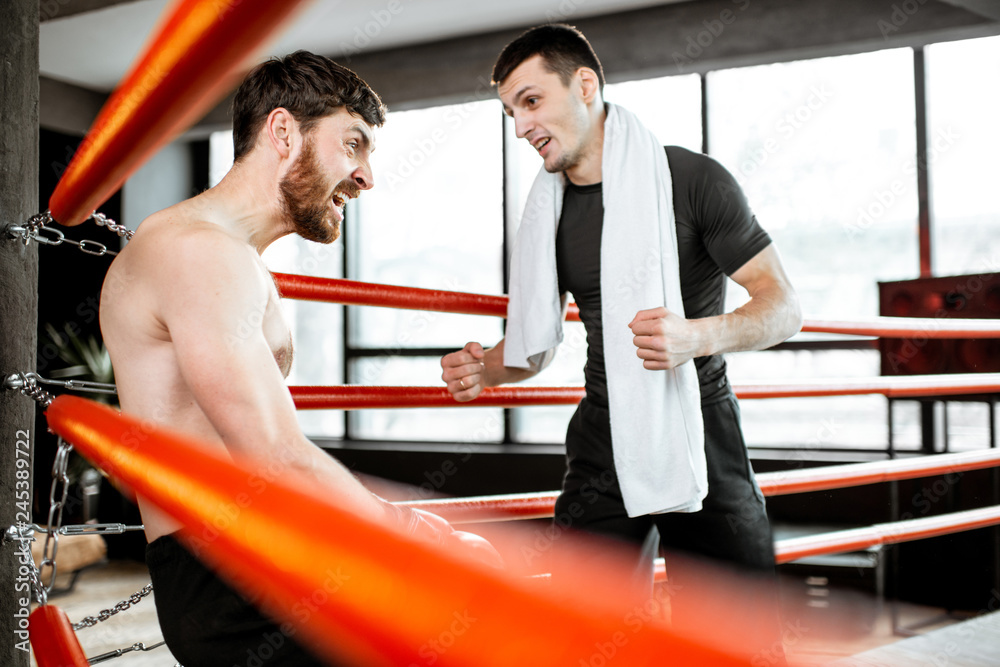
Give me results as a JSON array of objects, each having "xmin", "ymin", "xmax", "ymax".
[
  {"xmin": 146, "ymin": 534, "xmax": 333, "ymax": 667},
  {"xmin": 554, "ymin": 393, "xmax": 775, "ymax": 571},
  {"xmin": 551, "ymin": 394, "xmax": 785, "ymax": 664}
]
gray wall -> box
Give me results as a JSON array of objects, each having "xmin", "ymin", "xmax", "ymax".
[{"xmin": 122, "ymin": 140, "xmax": 195, "ymax": 232}]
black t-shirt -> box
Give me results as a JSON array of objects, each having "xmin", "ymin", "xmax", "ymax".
[{"xmin": 555, "ymin": 145, "xmax": 772, "ymax": 406}]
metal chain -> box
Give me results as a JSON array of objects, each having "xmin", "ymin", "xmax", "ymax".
[
  {"xmin": 7, "ymin": 210, "xmax": 53, "ymax": 246},
  {"xmin": 88, "ymin": 639, "xmax": 167, "ymax": 664},
  {"xmin": 1, "ymin": 219, "xmax": 156, "ymax": 636},
  {"xmin": 3, "ymin": 372, "xmax": 57, "ymax": 408},
  {"xmin": 4, "ymin": 524, "xmax": 155, "ymax": 629},
  {"xmin": 4, "ymin": 371, "xmax": 119, "ymax": 408},
  {"xmin": 39, "ymin": 438, "xmax": 73, "ymax": 594},
  {"xmin": 5, "ymin": 209, "xmax": 133, "ymax": 257},
  {"xmin": 8, "ymin": 371, "xmax": 118, "ymax": 397},
  {"xmin": 92, "ymin": 211, "xmax": 135, "ymax": 241},
  {"xmin": 12, "ymin": 210, "xmax": 167, "ymax": 657},
  {"xmin": 6, "ymin": 527, "xmax": 49, "ymax": 606},
  {"xmin": 73, "ymin": 584, "xmax": 155, "ymax": 630}
]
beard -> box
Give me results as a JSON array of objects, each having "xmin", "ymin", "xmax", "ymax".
[{"xmin": 279, "ymin": 139, "xmax": 355, "ymax": 244}]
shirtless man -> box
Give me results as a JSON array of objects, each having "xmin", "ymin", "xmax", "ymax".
[{"xmin": 101, "ymin": 51, "xmax": 496, "ymax": 667}]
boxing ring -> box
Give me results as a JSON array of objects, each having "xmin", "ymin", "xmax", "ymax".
[
  {"xmin": 5, "ymin": 0, "xmax": 1000, "ymax": 664},
  {"xmin": 16, "ymin": 281, "xmax": 1000, "ymax": 666}
]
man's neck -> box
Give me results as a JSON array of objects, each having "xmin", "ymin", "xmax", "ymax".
[
  {"xmin": 194, "ymin": 160, "xmax": 292, "ymax": 255},
  {"xmin": 563, "ymin": 103, "xmax": 607, "ymax": 186}
]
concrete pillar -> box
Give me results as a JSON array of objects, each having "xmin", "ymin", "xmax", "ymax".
[{"xmin": 0, "ymin": 0, "xmax": 39, "ymax": 664}]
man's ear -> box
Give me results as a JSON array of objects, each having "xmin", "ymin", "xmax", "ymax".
[
  {"xmin": 264, "ymin": 107, "xmax": 299, "ymax": 160},
  {"xmin": 577, "ymin": 67, "xmax": 601, "ymax": 105}
]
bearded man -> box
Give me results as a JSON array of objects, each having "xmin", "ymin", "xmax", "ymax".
[{"xmin": 102, "ymin": 51, "xmax": 497, "ymax": 666}]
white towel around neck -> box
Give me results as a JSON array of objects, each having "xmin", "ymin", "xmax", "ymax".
[{"xmin": 504, "ymin": 103, "xmax": 707, "ymax": 517}]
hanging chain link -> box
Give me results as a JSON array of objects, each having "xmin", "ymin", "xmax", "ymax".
[
  {"xmin": 73, "ymin": 584, "xmax": 155, "ymax": 630},
  {"xmin": 4, "ymin": 522, "xmax": 152, "ymax": 626},
  {"xmin": 91, "ymin": 211, "xmax": 135, "ymax": 241},
  {"xmin": 8, "ymin": 528, "xmax": 49, "ymax": 606},
  {"xmin": 5, "ymin": 210, "xmax": 134, "ymax": 257},
  {"xmin": 38, "ymin": 438, "xmax": 73, "ymax": 594}
]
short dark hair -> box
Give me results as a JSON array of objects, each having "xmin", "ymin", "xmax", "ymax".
[
  {"xmin": 492, "ymin": 24, "xmax": 605, "ymax": 91},
  {"xmin": 231, "ymin": 50, "xmax": 387, "ymax": 161}
]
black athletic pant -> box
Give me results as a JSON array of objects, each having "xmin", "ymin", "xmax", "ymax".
[
  {"xmin": 552, "ymin": 394, "xmax": 786, "ymax": 665},
  {"xmin": 147, "ymin": 534, "xmax": 334, "ymax": 667}
]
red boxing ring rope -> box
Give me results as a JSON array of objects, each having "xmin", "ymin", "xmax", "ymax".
[
  {"xmin": 773, "ymin": 504, "xmax": 1000, "ymax": 564},
  {"xmin": 404, "ymin": 448, "xmax": 1000, "ymax": 523},
  {"xmin": 289, "ymin": 385, "xmax": 584, "ymax": 409},
  {"xmin": 288, "ymin": 374, "xmax": 1000, "ymax": 411},
  {"xmin": 272, "ymin": 272, "xmax": 581, "ymax": 320},
  {"xmin": 272, "ymin": 273, "xmax": 1000, "ymax": 338},
  {"xmin": 43, "ymin": 396, "xmax": 758, "ymax": 666},
  {"xmin": 733, "ymin": 373, "xmax": 1000, "ymax": 399},
  {"xmin": 48, "ymin": 0, "xmax": 312, "ymax": 225}
]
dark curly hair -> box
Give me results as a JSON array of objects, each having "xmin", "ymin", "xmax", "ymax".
[{"xmin": 231, "ymin": 50, "xmax": 387, "ymax": 161}]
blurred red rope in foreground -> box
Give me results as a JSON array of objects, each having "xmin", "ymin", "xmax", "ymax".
[
  {"xmin": 29, "ymin": 606, "xmax": 88, "ymax": 667},
  {"xmin": 50, "ymin": 0, "xmax": 311, "ymax": 225},
  {"xmin": 288, "ymin": 374, "xmax": 1000, "ymax": 411},
  {"xmin": 273, "ymin": 273, "xmax": 1000, "ymax": 337},
  {"xmin": 45, "ymin": 396, "xmax": 757, "ymax": 666}
]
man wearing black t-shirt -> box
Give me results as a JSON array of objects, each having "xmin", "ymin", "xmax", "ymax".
[{"xmin": 441, "ymin": 24, "xmax": 801, "ymax": 659}]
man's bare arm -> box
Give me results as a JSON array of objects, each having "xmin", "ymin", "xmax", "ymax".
[
  {"xmin": 630, "ymin": 245, "xmax": 802, "ymax": 370},
  {"xmin": 155, "ymin": 230, "xmax": 386, "ymax": 519}
]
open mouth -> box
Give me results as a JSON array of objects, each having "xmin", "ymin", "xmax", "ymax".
[
  {"xmin": 330, "ymin": 189, "xmax": 356, "ymax": 223},
  {"xmin": 534, "ymin": 138, "xmax": 551, "ymax": 152},
  {"xmin": 331, "ymin": 189, "xmax": 356, "ymax": 211}
]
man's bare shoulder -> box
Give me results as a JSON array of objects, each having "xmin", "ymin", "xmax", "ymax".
[
  {"xmin": 133, "ymin": 211, "xmax": 249, "ymax": 263},
  {"xmin": 102, "ymin": 208, "xmax": 275, "ymax": 328},
  {"xmin": 120, "ymin": 211, "xmax": 269, "ymax": 286}
]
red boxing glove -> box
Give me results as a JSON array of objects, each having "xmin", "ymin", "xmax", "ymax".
[
  {"xmin": 381, "ymin": 502, "xmax": 504, "ymax": 569},
  {"xmin": 448, "ymin": 530, "xmax": 505, "ymax": 570}
]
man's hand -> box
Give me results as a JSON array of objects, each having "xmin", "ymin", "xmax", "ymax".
[
  {"xmin": 441, "ymin": 342, "xmax": 487, "ymax": 402},
  {"xmin": 384, "ymin": 504, "xmax": 504, "ymax": 569},
  {"xmin": 628, "ymin": 307, "xmax": 703, "ymax": 370}
]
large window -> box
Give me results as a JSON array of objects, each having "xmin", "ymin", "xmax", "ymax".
[
  {"xmin": 709, "ymin": 48, "xmax": 919, "ymax": 320},
  {"xmin": 926, "ymin": 36, "xmax": 1000, "ymax": 276},
  {"xmin": 210, "ymin": 36, "xmax": 998, "ymax": 453},
  {"xmin": 604, "ymin": 73, "xmax": 703, "ymax": 152},
  {"xmin": 347, "ymin": 100, "xmax": 505, "ymax": 441},
  {"xmin": 707, "ymin": 49, "xmax": 926, "ymax": 451}
]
